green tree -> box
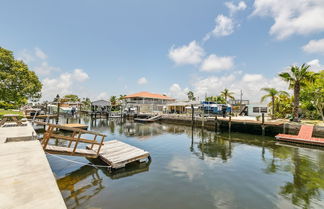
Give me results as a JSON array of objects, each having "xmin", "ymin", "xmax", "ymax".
[
  {"xmin": 81, "ymin": 97, "xmax": 91, "ymax": 111},
  {"xmin": 110, "ymin": 96, "xmax": 117, "ymax": 106},
  {"xmin": 63, "ymin": 94, "xmax": 80, "ymax": 102},
  {"xmin": 187, "ymin": 91, "xmax": 196, "ymax": 101},
  {"xmin": 0, "ymin": 47, "xmax": 42, "ymax": 107},
  {"xmin": 205, "ymin": 96, "xmax": 226, "ymax": 104},
  {"xmin": 300, "ymin": 70, "xmax": 324, "ymax": 121},
  {"xmin": 261, "ymin": 88, "xmax": 288, "ymax": 119},
  {"xmin": 279, "ymin": 64, "xmax": 316, "ymax": 121},
  {"xmin": 220, "ymin": 88, "xmax": 235, "ymax": 103},
  {"xmin": 272, "ymin": 94, "xmax": 293, "ymax": 119}
]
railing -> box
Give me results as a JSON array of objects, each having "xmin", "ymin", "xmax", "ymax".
[{"xmin": 38, "ymin": 122, "xmax": 106, "ymax": 157}]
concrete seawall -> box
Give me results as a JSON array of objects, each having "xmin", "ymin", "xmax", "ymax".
[
  {"xmin": 160, "ymin": 115, "xmax": 324, "ymax": 138},
  {"xmin": 0, "ymin": 123, "xmax": 66, "ymax": 209}
]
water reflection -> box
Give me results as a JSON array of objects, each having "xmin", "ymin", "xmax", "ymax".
[
  {"xmin": 48, "ymin": 117, "xmax": 324, "ymax": 209},
  {"xmin": 57, "ymin": 165, "xmax": 104, "ymax": 209},
  {"xmin": 57, "ymin": 160, "xmax": 150, "ymax": 209}
]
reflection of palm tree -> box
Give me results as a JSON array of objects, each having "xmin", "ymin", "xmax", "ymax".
[
  {"xmin": 264, "ymin": 146, "xmax": 324, "ymax": 208},
  {"xmin": 279, "ymin": 148, "xmax": 324, "ymax": 208}
]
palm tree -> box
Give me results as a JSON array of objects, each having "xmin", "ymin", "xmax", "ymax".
[
  {"xmin": 187, "ymin": 91, "xmax": 196, "ymax": 101},
  {"xmin": 261, "ymin": 88, "xmax": 288, "ymax": 119},
  {"xmin": 220, "ymin": 88, "xmax": 235, "ymax": 103},
  {"xmin": 110, "ymin": 96, "xmax": 117, "ymax": 106},
  {"xmin": 279, "ymin": 64, "xmax": 315, "ymax": 121}
]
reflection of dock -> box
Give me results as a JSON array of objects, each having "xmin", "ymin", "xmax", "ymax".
[
  {"xmin": 57, "ymin": 165, "xmax": 104, "ymax": 209},
  {"xmin": 57, "ymin": 159, "xmax": 150, "ymax": 208}
]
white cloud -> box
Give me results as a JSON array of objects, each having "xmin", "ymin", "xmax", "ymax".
[
  {"xmin": 18, "ymin": 49, "xmax": 35, "ymax": 63},
  {"xmin": 42, "ymin": 69, "xmax": 90, "ymax": 100},
  {"xmin": 252, "ymin": 0, "xmax": 324, "ymax": 40},
  {"xmin": 73, "ymin": 69, "xmax": 89, "ymax": 82},
  {"xmin": 191, "ymin": 72, "xmax": 288, "ymax": 102},
  {"xmin": 200, "ymin": 54, "xmax": 234, "ymax": 72},
  {"xmin": 33, "ymin": 62, "xmax": 60, "ymax": 75},
  {"xmin": 225, "ymin": 1, "xmax": 247, "ymax": 16},
  {"xmin": 242, "ymin": 73, "xmax": 263, "ymax": 82},
  {"xmin": 307, "ymin": 59, "xmax": 324, "ymax": 72},
  {"xmin": 168, "ymin": 156, "xmax": 203, "ymax": 181},
  {"xmin": 168, "ymin": 41, "xmax": 204, "ymax": 65},
  {"xmin": 168, "ymin": 83, "xmax": 190, "ymax": 100},
  {"xmin": 137, "ymin": 77, "xmax": 148, "ymax": 85},
  {"xmin": 96, "ymin": 92, "xmax": 109, "ymax": 100},
  {"xmin": 204, "ymin": 15, "xmax": 234, "ymax": 41},
  {"xmin": 302, "ymin": 38, "xmax": 324, "ymax": 54},
  {"xmin": 35, "ymin": 47, "xmax": 48, "ymax": 60}
]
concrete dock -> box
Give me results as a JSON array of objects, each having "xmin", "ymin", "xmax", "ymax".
[{"xmin": 0, "ymin": 123, "xmax": 66, "ymax": 209}]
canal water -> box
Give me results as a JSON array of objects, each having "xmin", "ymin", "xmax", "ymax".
[{"xmin": 43, "ymin": 117, "xmax": 324, "ymax": 209}]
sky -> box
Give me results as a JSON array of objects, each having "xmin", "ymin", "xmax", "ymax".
[{"xmin": 1, "ymin": 0, "xmax": 324, "ymax": 102}]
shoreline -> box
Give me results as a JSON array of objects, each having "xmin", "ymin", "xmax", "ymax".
[{"xmin": 160, "ymin": 115, "xmax": 324, "ymax": 138}]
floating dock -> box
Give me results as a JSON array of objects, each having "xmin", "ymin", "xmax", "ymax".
[
  {"xmin": 88, "ymin": 140, "xmax": 150, "ymax": 169},
  {"xmin": 0, "ymin": 123, "xmax": 66, "ymax": 209},
  {"xmin": 134, "ymin": 115, "xmax": 162, "ymax": 122},
  {"xmin": 275, "ymin": 125, "xmax": 324, "ymax": 146},
  {"xmin": 61, "ymin": 123, "xmax": 88, "ymax": 130}
]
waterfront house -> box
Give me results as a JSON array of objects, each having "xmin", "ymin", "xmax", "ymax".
[
  {"xmin": 124, "ymin": 92, "xmax": 175, "ymax": 113},
  {"xmin": 165, "ymin": 101, "xmax": 201, "ymax": 114},
  {"xmin": 247, "ymin": 103, "xmax": 269, "ymax": 117}
]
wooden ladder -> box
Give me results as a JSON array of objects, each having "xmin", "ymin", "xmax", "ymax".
[{"xmin": 41, "ymin": 123, "xmax": 106, "ymax": 158}]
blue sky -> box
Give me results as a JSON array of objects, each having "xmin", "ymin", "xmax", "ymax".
[{"xmin": 1, "ymin": 0, "xmax": 324, "ymax": 101}]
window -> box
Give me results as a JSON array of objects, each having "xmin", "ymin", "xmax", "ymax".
[
  {"xmin": 253, "ymin": 107, "xmax": 260, "ymax": 113},
  {"xmin": 260, "ymin": 107, "xmax": 267, "ymax": 113}
]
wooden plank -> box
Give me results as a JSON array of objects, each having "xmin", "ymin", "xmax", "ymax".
[
  {"xmin": 50, "ymin": 134, "xmax": 102, "ymax": 145},
  {"xmin": 45, "ymin": 145, "xmax": 97, "ymax": 157},
  {"xmin": 87, "ymin": 140, "xmax": 150, "ymax": 169}
]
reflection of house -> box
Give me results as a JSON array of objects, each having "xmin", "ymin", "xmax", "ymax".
[
  {"xmin": 247, "ymin": 103, "xmax": 268, "ymax": 116},
  {"xmin": 125, "ymin": 92, "xmax": 175, "ymax": 113}
]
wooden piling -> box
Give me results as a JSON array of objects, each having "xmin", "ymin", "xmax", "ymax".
[
  {"xmin": 229, "ymin": 115, "xmax": 232, "ymax": 132},
  {"xmin": 191, "ymin": 104, "xmax": 194, "ymax": 127},
  {"xmin": 261, "ymin": 113, "xmax": 265, "ymax": 136}
]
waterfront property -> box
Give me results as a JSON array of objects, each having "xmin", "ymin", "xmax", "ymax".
[
  {"xmin": 45, "ymin": 117, "xmax": 324, "ymax": 209},
  {"xmin": 165, "ymin": 101, "xmax": 200, "ymax": 114},
  {"xmin": 247, "ymin": 103, "xmax": 269, "ymax": 117},
  {"xmin": 124, "ymin": 91, "xmax": 175, "ymax": 113}
]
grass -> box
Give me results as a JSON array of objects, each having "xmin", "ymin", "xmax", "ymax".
[{"xmin": 0, "ymin": 109, "xmax": 24, "ymax": 119}]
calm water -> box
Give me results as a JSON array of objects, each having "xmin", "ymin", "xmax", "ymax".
[{"xmin": 42, "ymin": 116, "xmax": 324, "ymax": 209}]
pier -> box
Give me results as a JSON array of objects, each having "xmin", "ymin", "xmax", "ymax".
[{"xmin": 0, "ymin": 123, "xmax": 66, "ymax": 209}]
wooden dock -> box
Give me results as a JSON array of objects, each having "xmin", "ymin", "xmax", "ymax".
[
  {"xmin": 61, "ymin": 123, "xmax": 88, "ymax": 130},
  {"xmin": 88, "ymin": 140, "xmax": 150, "ymax": 169},
  {"xmin": 275, "ymin": 125, "xmax": 324, "ymax": 146}
]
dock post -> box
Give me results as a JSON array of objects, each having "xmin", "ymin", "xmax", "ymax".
[
  {"xmin": 229, "ymin": 115, "xmax": 232, "ymax": 132},
  {"xmin": 215, "ymin": 115, "xmax": 218, "ymax": 132},
  {"xmin": 66, "ymin": 118, "xmax": 69, "ymax": 124},
  {"xmin": 56, "ymin": 102, "xmax": 60, "ymax": 124},
  {"xmin": 202, "ymin": 110, "xmax": 204, "ymax": 128},
  {"xmin": 261, "ymin": 113, "xmax": 265, "ymax": 136},
  {"xmin": 191, "ymin": 104, "xmax": 194, "ymax": 127}
]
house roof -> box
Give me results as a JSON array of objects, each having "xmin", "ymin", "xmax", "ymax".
[
  {"xmin": 91, "ymin": 100, "xmax": 111, "ymax": 106},
  {"xmin": 125, "ymin": 91, "xmax": 175, "ymax": 100}
]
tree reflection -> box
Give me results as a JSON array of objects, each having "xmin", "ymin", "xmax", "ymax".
[{"xmin": 265, "ymin": 145, "xmax": 324, "ymax": 208}]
